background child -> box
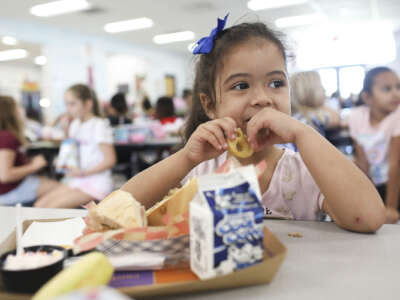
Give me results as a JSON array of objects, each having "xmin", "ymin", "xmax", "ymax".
[
  {"xmin": 34, "ymin": 84, "xmax": 116, "ymax": 208},
  {"xmin": 155, "ymin": 96, "xmax": 178, "ymax": 125},
  {"xmin": 349, "ymin": 67, "xmax": 400, "ymax": 223},
  {"xmin": 120, "ymin": 19, "xmax": 385, "ymax": 232},
  {"xmin": 107, "ymin": 92, "xmax": 132, "ymax": 127},
  {"xmin": 154, "ymin": 96, "xmax": 184, "ymax": 136},
  {"xmin": 141, "ymin": 96, "xmax": 154, "ymax": 118},
  {"xmin": 0, "ymin": 96, "xmax": 59, "ymax": 206},
  {"xmin": 291, "ymin": 71, "xmax": 341, "ymax": 136}
]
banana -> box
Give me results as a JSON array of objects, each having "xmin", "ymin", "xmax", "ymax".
[{"xmin": 32, "ymin": 252, "xmax": 114, "ymax": 300}]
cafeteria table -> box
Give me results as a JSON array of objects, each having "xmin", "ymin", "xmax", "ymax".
[
  {"xmin": 0, "ymin": 206, "xmax": 399, "ymax": 300},
  {"xmin": 27, "ymin": 138, "xmax": 182, "ymax": 178}
]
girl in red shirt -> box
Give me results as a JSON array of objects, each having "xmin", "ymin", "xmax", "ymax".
[{"xmin": 0, "ymin": 96, "xmax": 59, "ymax": 205}]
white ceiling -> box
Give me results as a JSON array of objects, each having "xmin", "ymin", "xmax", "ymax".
[
  {"xmin": 0, "ymin": 41, "xmax": 42, "ymax": 67},
  {"xmin": 0, "ymin": 0, "xmax": 400, "ymax": 55}
]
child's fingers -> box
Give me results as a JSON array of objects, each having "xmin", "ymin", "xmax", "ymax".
[
  {"xmin": 247, "ymin": 118, "xmax": 269, "ymax": 149},
  {"xmin": 202, "ymin": 123, "xmax": 227, "ymax": 150},
  {"xmin": 216, "ymin": 117, "xmax": 237, "ymax": 140},
  {"xmin": 198, "ymin": 126, "xmax": 223, "ymax": 150}
]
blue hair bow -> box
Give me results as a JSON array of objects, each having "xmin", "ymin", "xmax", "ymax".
[{"xmin": 193, "ymin": 14, "xmax": 229, "ymax": 55}]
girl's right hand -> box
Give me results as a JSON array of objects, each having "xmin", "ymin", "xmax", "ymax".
[
  {"xmin": 385, "ymin": 207, "xmax": 400, "ymax": 224},
  {"xmin": 183, "ymin": 117, "xmax": 237, "ymax": 165},
  {"xmin": 31, "ymin": 155, "xmax": 47, "ymax": 171}
]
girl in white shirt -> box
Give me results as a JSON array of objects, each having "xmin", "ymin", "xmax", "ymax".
[
  {"xmin": 349, "ymin": 67, "xmax": 400, "ymax": 223},
  {"xmin": 35, "ymin": 84, "xmax": 116, "ymax": 208}
]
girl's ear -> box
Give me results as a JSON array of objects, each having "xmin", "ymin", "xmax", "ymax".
[
  {"xmin": 361, "ymin": 91, "xmax": 371, "ymax": 105},
  {"xmin": 85, "ymin": 98, "xmax": 94, "ymax": 113},
  {"xmin": 200, "ymin": 93, "xmax": 216, "ymax": 119}
]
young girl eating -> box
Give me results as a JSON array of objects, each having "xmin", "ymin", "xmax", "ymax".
[{"xmin": 120, "ymin": 16, "xmax": 385, "ymax": 232}]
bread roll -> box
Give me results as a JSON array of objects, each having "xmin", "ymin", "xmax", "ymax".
[{"xmin": 90, "ymin": 190, "xmax": 147, "ymax": 229}]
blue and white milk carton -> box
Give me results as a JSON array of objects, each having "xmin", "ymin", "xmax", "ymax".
[
  {"xmin": 55, "ymin": 138, "xmax": 79, "ymax": 173},
  {"xmin": 190, "ymin": 165, "xmax": 264, "ymax": 280}
]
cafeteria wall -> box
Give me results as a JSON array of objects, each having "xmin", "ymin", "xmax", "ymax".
[
  {"xmin": 0, "ymin": 64, "xmax": 41, "ymax": 101},
  {"xmin": 0, "ymin": 17, "xmax": 190, "ymax": 123},
  {"xmin": 387, "ymin": 30, "xmax": 400, "ymax": 74}
]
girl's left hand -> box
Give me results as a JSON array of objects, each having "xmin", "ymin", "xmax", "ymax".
[
  {"xmin": 66, "ymin": 167, "xmax": 85, "ymax": 177},
  {"xmin": 246, "ymin": 107, "xmax": 306, "ymax": 151}
]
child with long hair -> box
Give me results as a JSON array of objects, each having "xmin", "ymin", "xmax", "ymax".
[
  {"xmin": 119, "ymin": 16, "xmax": 385, "ymax": 232},
  {"xmin": 349, "ymin": 67, "xmax": 400, "ymax": 223},
  {"xmin": 291, "ymin": 71, "xmax": 340, "ymax": 136},
  {"xmin": 34, "ymin": 84, "xmax": 116, "ymax": 208},
  {"xmin": 0, "ymin": 96, "xmax": 59, "ymax": 205}
]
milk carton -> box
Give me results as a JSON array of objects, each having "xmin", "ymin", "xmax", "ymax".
[
  {"xmin": 55, "ymin": 138, "xmax": 79, "ymax": 173},
  {"xmin": 190, "ymin": 165, "xmax": 264, "ymax": 280}
]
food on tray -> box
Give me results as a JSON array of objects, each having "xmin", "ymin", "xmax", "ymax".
[
  {"xmin": 88, "ymin": 190, "xmax": 147, "ymax": 231},
  {"xmin": 32, "ymin": 252, "xmax": 113, "ymax": 300},
  {"xmin": 190, "ymin": 165, "xmax": 264, "ymax": 279},
  {"xmin": 76, "ymin": 180, "xmax": 198, "ymax": 254},
  {"xmin": 3, "ymin": 250, "xmax": 63, "ymax": 271},
  {"xmin": 227, "ymin": 128, "xmax": 253, "ymax": 158},
  {"xmin": 146, "ymin": 178, "xmax": 198, "ymax": 226}
]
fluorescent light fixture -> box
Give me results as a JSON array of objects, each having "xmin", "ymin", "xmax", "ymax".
[
  {"xmin": 153, "ymin": 31, "xmax": 195, "ymax": 44},
  {"xmin": 2, "ymin": 36, "xmax": 18, "ymax": 46},
  {"xmin": 275, "ymin": 13, "xmax": 327, "ymax": 28},
  {"xmin": 187, "ymin": 42, "xmax": 197, "ymax": 52},
  {"xmin": 104, "ymin": 18, "xmax": 153, "ymax": 33},
  {"xmin": 30, "ymin": 0, "xmax": 91, "ymax": 17},
  {"xmin": 248, "ymin": 0, "xmax": 308, "ymax": 11},
  {"xmin": 39, "ymin": 98, "xmax": 51, "ymax": 108},
  {"xmin": 34, "ymin": 56, "xmax": 47, "ymax": 65},
  {"xmin": 0, "ymin": 49, "xmax": 28, "ymax": 62}
]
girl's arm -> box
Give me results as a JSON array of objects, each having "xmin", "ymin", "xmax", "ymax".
[
  {"xmin": 80, "ymin": 144, "xmax": 117, "ymax": 176},
  {"xmin": 121, "ymin": 117, "xmax": 237, "ymax": 209},
  {"xmin": 0, "ymin": 150, "xmax": 46, "ymax": 183},
  {"xmin": 121, "ymin": 149, "xmax": 196, "ymax": 209},
  {"xmin": 353, "ymin": 140, "xmax": 370, "ymax": 176},
  {"xmin": 295, "ymin": 126, "xmax": 385, "ymax": 232},
  {"xmin": 247, "ymin": 108, "xmax": 385, "ymax": 233},
  {"xmin": 385, "ymin": 136, "xmax": 400, "ymax": 223}
]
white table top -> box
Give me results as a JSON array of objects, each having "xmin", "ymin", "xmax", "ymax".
[{"xmin": 1, "ymin": 206, "xmax": 399, "ymax": 300}]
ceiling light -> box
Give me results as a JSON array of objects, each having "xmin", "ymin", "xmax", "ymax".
[
  {"xmin": 104, "ymin": 18, "xmax": 153, "ymax": 33},
  {"xmin": 39, "ymin": 98, "xmax": 51, "ymax": 108},
  {"xmin": 275, "ymin": 13, "xmax": 327, "ymax": 28},
  {"xmin": 187, "ymin": 42, "xmax": 197, "ymax": 52},
  {"xmin": 34, "ymin": 56, "xmax": 47, "ymax": 65},
  {"xmin": 0, "ymin": 49, "xmax": 28, "ymax": 62},
  {"xmin": 248, "ymin": 0, "xmax": 308, "ymax": 11},
  {"xmin": 30, "ymin": 0, "xmax": 91, "ymax": 17},
  {"xmin": 153, "ymin": 31, "xmax": 195, "ymax": 45},
  {"xmin": 2, "ymin": 36, "xmax": 18, "ymax": 46}
]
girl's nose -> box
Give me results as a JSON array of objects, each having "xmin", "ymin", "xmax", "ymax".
[{"xmin": 250, "ymin": 88, "xmax": 273, "ymax": 107}]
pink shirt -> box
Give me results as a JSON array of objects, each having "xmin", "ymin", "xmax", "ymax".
[
  {"xmin": 183, "ymin": 149, "xmax": 325, "ymax": 221},
  {"xmin": 349, "ymin": 106, "xmax": 400, "ymax": 185}
]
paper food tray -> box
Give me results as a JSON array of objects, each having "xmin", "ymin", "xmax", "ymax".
[
  {"xmin": 97, "ymin": 234, "xmax": 189, "ymax": 268},
  {"xmin": 0, "ymin": 219, "xmax": 286, "ymax": 299}
]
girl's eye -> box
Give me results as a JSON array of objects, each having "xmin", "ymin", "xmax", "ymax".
[
  {"xmin": 383, "ymin": 86, "xmax": 392, "ymax": 92},
  {"xmin": 269, "ymin": 80, "xmax": 285, "ymax": 89},
  {"xmin": 232, "ymin": 82, "xmax": 249, "ymax": 90}
]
